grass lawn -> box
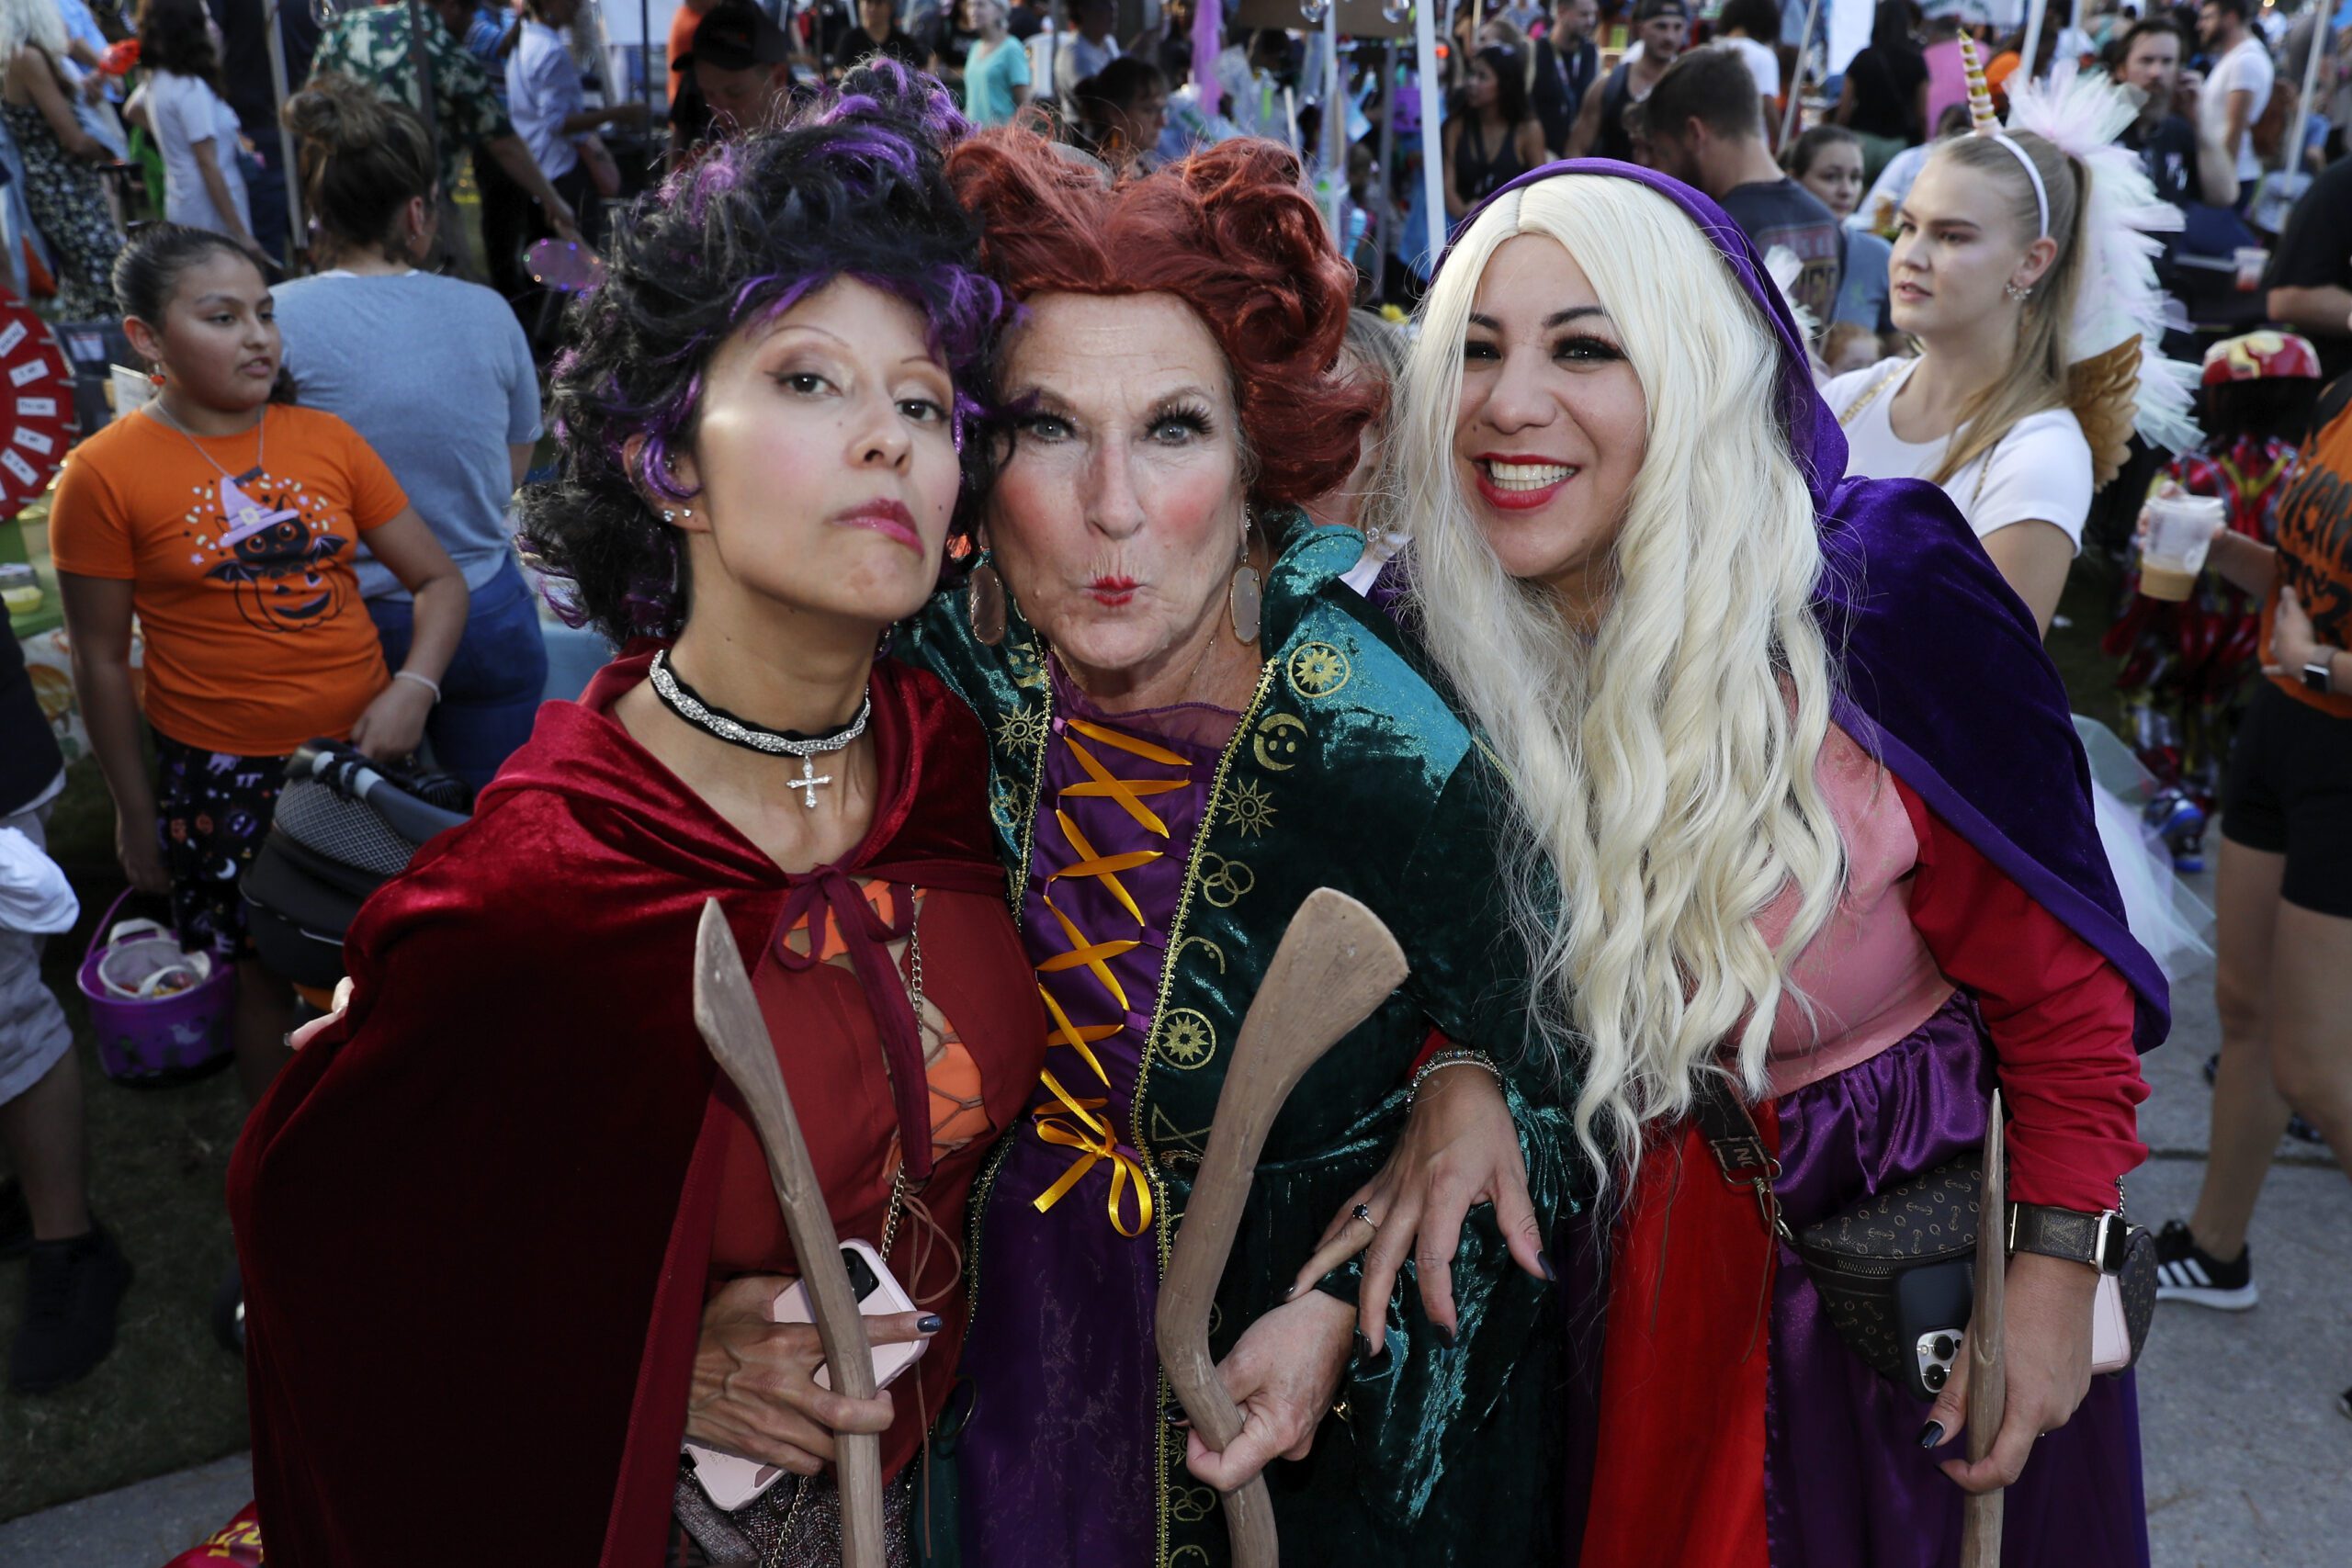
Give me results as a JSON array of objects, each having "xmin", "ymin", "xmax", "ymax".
[{"xmin": 0, "ymin": 547, "xmax": 2142, "ymax": 1525}]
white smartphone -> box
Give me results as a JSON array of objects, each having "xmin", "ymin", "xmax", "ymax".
[
  {"xmin": 2088, "ymin": 1273, "xmax": 2131, "ymax": 1375},
  {"xmin": 684, "ymin": 1240, "xmax": 926, "ymax": 1513}
]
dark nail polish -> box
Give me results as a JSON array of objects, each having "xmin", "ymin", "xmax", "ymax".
[
  {"xmin": 1539, "ymin": 1250, "xmax": 1557, "ymax": 1284},
  {"xmin": 1917, "ymin": 1421, "xmax": 1946, "ymax": 1450},
  {"xmin": 1434, "ymin": 1324, "xmax": 1457, "ymax": 1350},
  {"xmin": 918, "ymin": 1314, "xmax": 944, "ymax": 1335}
]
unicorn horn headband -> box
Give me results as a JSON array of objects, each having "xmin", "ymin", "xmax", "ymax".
[{"xmin": 1959, "ymin": 34, "xmax": 2049, "ymax": 239}]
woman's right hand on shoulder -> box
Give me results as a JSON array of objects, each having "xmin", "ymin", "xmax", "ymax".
[
  {"xmin": 1288, "ymin": 1060, "xmax": 1547, "ymax": 1353},
  {"xmin": 685, "ymin": 1274, "xmax": 933, "ymax": 1475},
  {"xmin": 115, "ymin": 810, "xmax": 168, "ymax": 896}
]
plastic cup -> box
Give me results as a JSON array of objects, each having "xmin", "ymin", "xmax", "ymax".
[
  {"xmin": 2234, "ymin": 245, "xmax": 2269, "ymax": 293},
  {"xmin": 2140, "ymin": 494, "xmax": 2224, "ymax": 602}
]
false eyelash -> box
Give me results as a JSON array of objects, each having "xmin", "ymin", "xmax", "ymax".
[{"xmin": 1151, "ymin": 400, "xmax": 1215, "ymax": 433}]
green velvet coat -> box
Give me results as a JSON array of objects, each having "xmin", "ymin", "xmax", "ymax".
[{"xmin": 900, "ymin": 513, "xmax": 1585, "ymax": 1566}]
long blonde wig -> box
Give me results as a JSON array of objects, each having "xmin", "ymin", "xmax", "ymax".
[{"xmin": 1396, "ymin": 175, "xmax": 1847, "ymax": 1190}]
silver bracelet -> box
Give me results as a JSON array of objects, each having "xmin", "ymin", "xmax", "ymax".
[
  {"xmin": 390, "ymin": 670, "xmax": 443, "ymax": 703},
  {"xmin": 1407, "ymin": 1049, "xmax": 1502, "ymax": 1111}
]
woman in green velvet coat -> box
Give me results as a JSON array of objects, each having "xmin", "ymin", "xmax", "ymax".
[{"xmin": 891, "ymin": 128, "xmax": 1584, "ymax": 1566}]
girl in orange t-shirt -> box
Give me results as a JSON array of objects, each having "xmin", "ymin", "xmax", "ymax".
[{"xmin": 50, "ymin": 225, "xmax": 467, "ymax": 1102}]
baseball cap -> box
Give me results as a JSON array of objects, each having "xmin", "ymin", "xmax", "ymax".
[{"xmin": 675, "ymin": 0, "xmax": 794, "ymax": 73}]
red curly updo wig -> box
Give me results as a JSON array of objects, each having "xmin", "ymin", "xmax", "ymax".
[{"xmin": 945, "ymin": 130, "xmax": 1380, "ymax": 505}]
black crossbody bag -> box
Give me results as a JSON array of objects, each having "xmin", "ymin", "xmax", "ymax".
[{"xmin": 1689, "ymin": 1074, "xmax": 2156, "ymax": 1398}]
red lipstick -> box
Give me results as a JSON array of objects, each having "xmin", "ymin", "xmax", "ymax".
[
  {"xmin": 1470, "ymin": 455, "xmax": 1575, "ymax": 513},
  {"xmin": 1088, "ymin": 575, "xmax": 1138, "ymax": 606}
]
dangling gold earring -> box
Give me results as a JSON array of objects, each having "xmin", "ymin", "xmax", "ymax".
[
  {"xmin": 1227, "ymin": 505, "xmax": 1261, "ymax": 644},
  {"xmin": 967, "ymin": 528, "xmax": 1008, "ymax": 646}
]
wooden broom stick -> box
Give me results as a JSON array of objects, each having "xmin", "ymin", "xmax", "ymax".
[
  {"xmin": 1155, "ymin": 888, "xmax": 1411, "ymax": 1568},
  {"xmin": 692, "ymin": 899, "xmax": 888, "ymax": 1568},
  {"xmin": 1960, "ymin": 1090, "xmax": 2007, "ymax": 1568}
]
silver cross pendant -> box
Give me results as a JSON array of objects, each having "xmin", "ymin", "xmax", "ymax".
[{"xmin": 790, "ymin": 753, "xmax": 834, "ymax": 808}]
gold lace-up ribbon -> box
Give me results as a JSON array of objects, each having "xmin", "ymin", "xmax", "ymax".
[{"xmin": 1027, "ymin": 716, "xmax": 1193, "ymax": 1237}]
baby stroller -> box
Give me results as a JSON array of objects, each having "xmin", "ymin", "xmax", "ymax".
[{"xmin": 241, "ymin": 741, "xmax": 470, "ymax": 1004}]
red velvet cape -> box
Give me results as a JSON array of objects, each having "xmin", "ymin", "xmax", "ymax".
[{"xmin": 228, "ymin": 655, "xmax": 1010, "ymax": 1566}]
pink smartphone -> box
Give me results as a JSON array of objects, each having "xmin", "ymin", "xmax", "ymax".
[{"xmin": 683, "ymin": 1240, "xmax": 926, "ymax": 1513}]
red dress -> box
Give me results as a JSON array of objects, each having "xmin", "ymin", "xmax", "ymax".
[{"xmin": 228, "ymin": 653, "xmax": 1046, "ymax": 1567}]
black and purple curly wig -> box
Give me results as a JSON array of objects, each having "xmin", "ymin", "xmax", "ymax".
[{"xmin": 516, "ymin": 62, "xmax": 1013, "ymax": 646}]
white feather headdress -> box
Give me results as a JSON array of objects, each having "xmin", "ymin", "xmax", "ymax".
[{"xmin": 2002, "ymin": 61, "xmax": 2202, "ymax": 474}]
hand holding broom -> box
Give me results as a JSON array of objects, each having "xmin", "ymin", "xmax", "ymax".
[
  {"xmin": 692, "ymin": 899, "xmax": 889, "ymax": 1568},
  {"xmin": 1155, "ymin": 889, "xmax": 1410, "ymax": 1568}
]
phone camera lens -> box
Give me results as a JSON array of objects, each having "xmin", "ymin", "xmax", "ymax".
[
  {"xmin": 1923, "ymin": 1363, "xmax": 1948, "ymax": 1393},
  {"xmin": 1932, "ymin": 1335, "xmax": 1958, "ymax": 1361}
]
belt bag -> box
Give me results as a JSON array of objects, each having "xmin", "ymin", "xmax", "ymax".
[{"xmin": 1690, "ymin": 1075, "xmax": 2155, "ymax": 1387}]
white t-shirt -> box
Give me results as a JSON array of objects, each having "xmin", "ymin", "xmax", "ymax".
[
  {"xmin": 2200, "ymin": 36, "xmax": 2275, "ymax": 185},
  {"xmin": 1823, "ymin": 356, "xmax": 2094, "ymax": 551},
  {"xmin": 146, "ymin": 72, "xmax": 250, "ymax": 238},
  {"xmin": 1718, "ymin": 36, "xmax": 1781, "ymax": 100}
]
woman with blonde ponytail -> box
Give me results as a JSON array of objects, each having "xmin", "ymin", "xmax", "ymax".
[
  {"xmin": 1823, "ymin": 121, "xmax": 2093, "ymax": 633},
  {"xmin": 1389, "ymin": 158, "xmax": 2166, "ymax": 1568},
  {"xmin": 1826, "ymin": 51, "xmax": 2199, "ymax": 637}
]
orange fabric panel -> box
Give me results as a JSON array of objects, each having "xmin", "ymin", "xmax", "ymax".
[{"xmin": 2263, "ymin": 395, "xmax": 2352, "ymax": 716}]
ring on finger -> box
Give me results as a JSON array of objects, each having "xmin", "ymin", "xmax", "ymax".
[{"xmin": 1351, "ymin": 1202, "xmax": 1379, "ymax": 1233}]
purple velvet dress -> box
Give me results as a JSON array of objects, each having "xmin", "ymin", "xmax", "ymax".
[{"xmin": 956, "ymin": 667, "xmax": 1241, "ymax": 1568}]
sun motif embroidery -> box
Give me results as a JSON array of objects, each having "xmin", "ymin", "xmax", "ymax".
[
  {"xmin": 996, "ymin": 707, "xmax": 1049, "ymax": 754},
  {"xmin": 1157, "ymin": 1008, "xmax": 1216, "ymax": 1069},
  {"xmin": 1286, "ymin": 641, "xmax": 1352, "ymax": 699},
  {"xmin": 1223, "ymin": 778, "xmax": 1277, "ymax": 839}
]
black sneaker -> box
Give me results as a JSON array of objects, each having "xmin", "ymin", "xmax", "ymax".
[
  {"xmin": 2153, "ymin": 1218, "xmax": 2257, "ymax": 1311},
  {"xmin": 0, "ymin": 1178, "xmax": 28, "ymax": 1260},
  {"xmin": 7, "ymin": 1224, "xmax": 132, "ymax": 1393}
]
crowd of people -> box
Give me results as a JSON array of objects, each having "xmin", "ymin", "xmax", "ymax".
[{"xmin": 0, "ymin": 0, "xmax": 2344, "ymax": 1563}]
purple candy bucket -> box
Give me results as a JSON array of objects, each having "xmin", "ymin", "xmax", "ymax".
[{"xmin": 74, "ymin": 890, "xmax": 236, "ymax": 1086}]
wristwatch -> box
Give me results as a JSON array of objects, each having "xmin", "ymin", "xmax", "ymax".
[
  {"xmin": 2304, "ymin": 655, "xmax": 2336, "ymax": 695},
  {"xmin": 2007, "ymin": 1202, "xmax": 2129, "ymax": 1275}
]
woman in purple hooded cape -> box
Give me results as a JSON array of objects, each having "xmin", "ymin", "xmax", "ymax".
[{"xmin": 1377, "ymin": 160, "xmax": 2165, "ymax": 1568}]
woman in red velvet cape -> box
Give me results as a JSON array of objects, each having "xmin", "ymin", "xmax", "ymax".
[{"xmin": 227, "ymin": 77, "xmax": 1040, "ymax": 1566}]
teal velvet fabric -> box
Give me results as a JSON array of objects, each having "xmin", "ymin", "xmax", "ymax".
[{"xmin": 899, "ymin": 513, "xmax": 1585, "ymax": 1565}]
